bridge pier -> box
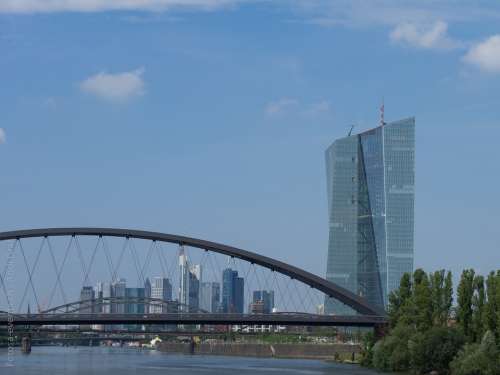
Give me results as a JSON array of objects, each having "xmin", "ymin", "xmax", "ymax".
[{"xmin": 21, "ymin": 334, "xmax": 32, "ymax": 354}]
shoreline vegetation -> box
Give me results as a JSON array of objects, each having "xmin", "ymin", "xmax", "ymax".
[{"xmin": 360, "ymin": 269, "xmax": 500, "ymax": 375}]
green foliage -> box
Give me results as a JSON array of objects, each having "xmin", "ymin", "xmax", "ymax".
[
  {"xmin": 409, "ymin": 326, "xmax": 465, "ymax": 375},
  {"xmin": 484, "ymin": 272, "xmax": 500, "ymax": 341},
  {"xmin": 457, "ymin": 269, "xmax": 476, "ymax": 340},
  {"xmin": 388, "ymin": 272, "xmax": 412, "ymax": 328},
  {"xmin": 450, "ymin": 331, "xmax": 500, "ymax": 375},
  {"xmin": 366, "ymin": 268, "xmax": 500, "ymax": 374},
  {"xmin": 372, "ymin": 324, "xmax": 415, "ymax": 372},
  {"xmin": 472, "ymin": 275, "xmax": 486, "ymax": 342},
  {"xmin": 430, "ymin": 270, "xmax": 454, "ymax": 326},
  {"xmin": 412, "ymin": 269, "xmax": 433, "ymax": 331},
  {"xmin": 359, "ymin": 331, "xmax": 375, "ymax": 367}
]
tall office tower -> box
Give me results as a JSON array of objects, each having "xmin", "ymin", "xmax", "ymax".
[
  {"xmin": 178, "ymin": 246, "xmax": 202, "ymax": 312},
  {"xmin": 111, "ymin": 278, "xmax": 127, "ymax": 314},
  {"xmin": 101, "ymin": 282, "xmax": 112, "ymax": 314},
  {"xmin": 144, "ymin": 278, "xmax": 151, "ymax": 313},
  {"xmin": 252, "ymin": 290, "xmax": 275, "ymax": 314},
  {"xmin": 125, "ymin": 287, "xmax": 145, "ymax": 314},
  {"xmin": 188, "ymin": 264, "xmax": 201, "ymax": 312},
  {"xmin": 92, "ymin": 283, "xmax": 104, "ymax": 331},
  {"xmin": 222, "ymin": 268, "xmax": 245, "ymax": 313},
  {"xmin": 79, "ymin": 286, "xmax": 95, "ymax": 314},
  {"xmin": 325, "ymin": 117, "xmax": 415, "ymax": 314},
  {"xmin": 151, "ymin": 277, "xmax": 172, "ymax": 313},
  {"xmin": 93, "ymin": 282, "xmax": 103, "ymax": 313},
  {"xmin": 200, "ymin": 282, "xmax": 221, "ymax": 313},
  {"xmin": 178, "ymin": 246, "xmax": 190, "ymax": 312}
]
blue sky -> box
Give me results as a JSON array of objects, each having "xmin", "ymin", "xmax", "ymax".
[{"xmin": 1, "ymin": 0, "xmax": 499, "ymax": 282}]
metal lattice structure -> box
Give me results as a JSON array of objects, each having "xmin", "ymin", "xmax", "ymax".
[{"xmin": 0, "ymin": 228, "xmax": 386, "ymax": 327}]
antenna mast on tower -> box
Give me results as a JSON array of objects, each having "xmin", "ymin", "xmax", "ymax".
[{"xmin": 380, "ymin": 99, "xmax": 385, "ymax": 127}]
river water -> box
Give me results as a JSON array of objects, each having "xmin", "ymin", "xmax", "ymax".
[{"xmin": 0, "ymin": 346, "xmax": 381, "ymax": 374}]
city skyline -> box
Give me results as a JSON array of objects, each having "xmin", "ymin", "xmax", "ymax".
[{"xmin": 1, "ymin": 1, "xmax": 499, "ymax": 296}]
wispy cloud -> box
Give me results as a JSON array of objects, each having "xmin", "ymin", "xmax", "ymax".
[
  {"xmin": 463, "ymin": 35, "xmax": 500, "ymax": 73},
  {"xmin": 265, "ymin": 98, "xmax": 299, "ymax": 116},
  {"xmin": 265, "ymin": 98, "xmax": 331, "ymax": 118},
  {"xmin": 390, "ymin": 21, "xmax": 460, "ymax": 50},
  {"xmin": 294, "ymin": 1, "xmax": 500, "ymax": 28},
  {"xmin": 42, "ymin": 97, "xmax": 57, "ymax": 109},
  {"xmin": 0, "ymin": 0, "xmax": 242, "ymax": 13},
  {"xmin": 0, "ymin": 128, "xmax": 6, "ymax": 144},
  {"xmin": 80, "ymin": 68, "xmax": 145, "ymax": 102}
]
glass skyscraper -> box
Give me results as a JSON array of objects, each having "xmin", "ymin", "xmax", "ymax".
[{"xmin": 325, "ymin": 118, "xmax": 415, "ymax": 314}]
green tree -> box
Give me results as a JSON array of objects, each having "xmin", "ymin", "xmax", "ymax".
[
  {"xmin": 430, "ymin": 270, "xmax": 454, "ymax": 326},
  {"xmin": 409, "ymin": 326, "xmax": 465, "ymax": 375},
  {"xmin": 388, "ymin": 272, "xmax": 412, "ymax": 328},
  {"xmin": 472, "ymin": 275, "xmax": 486, "ymax": 342},
  {"xmin": 457, "ymin": 269, "xmax": 476, "ymax": 340},
  {"xmin": 450, "ymin": 330, "xmax": 500, "ymax": 375},
  {"xmin": 359, "ymin": 331, "xmax": 376, "ymax": 367},
  {"xmin": 413, "ymin": 269, "xmax": 433, "ymax": 331},
  {"xmin": 372, "ymin": 324, "xmax": 415, "ymax": 372},
  {"xmin": 484, "ymin": 271, "xmax": 500, "ymax": 341}
]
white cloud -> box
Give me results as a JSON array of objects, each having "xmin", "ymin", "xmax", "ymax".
[
  {"xmin": 463, "ymin": 35, "xmax": 500, "ymax": 73},
  {"xmin": 0, "ymin": 0, "xmax": 240, "ymax": 13},
  {"xmin": 80, "ymin": 68, "xmax": 145, "ymax": 101},
  {"xmin": 390, "ymin": 21, "xmax": 459, "ymax": 50},
  {"xmin": 265, "ymin": 98, "xmax": 298, "ymax": 116},
  {"xmin": 294, "ymin": 1, "xmax": 500, "ymax": 29},
  {"xmin": 265, "ymin": 98, "xmax": 331, "ymax": 118},
  {"xmin": 0, "ymin": 128, "xmax": 6, "ymax": 144}
]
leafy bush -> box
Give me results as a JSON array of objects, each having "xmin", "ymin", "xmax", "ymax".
[
  {"xmin": 450, "ymin": 331, "xmax": 500, "ymax": 375},
  {"xmin": 372, "ymin": 324, "xmax": 414, "ymax": 372},
  {"xmin": 409, "ymin": 326, "xmax": 465, "ymax": 375}
]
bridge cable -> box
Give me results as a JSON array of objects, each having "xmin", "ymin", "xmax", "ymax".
[
  {"xmin": 17, "ymin": 238, "xmax": 44, "ymax": 313},
  {"xmin": 0, "ymin": 240, "xmax": 17, "ymax": 310},
  {"xmin": 46, "ymin": 236, "xmax": 71, "ymax": 308},
  {"xmin": 111, "ymin": 237, "xmax": 129, "ymax": 282},
  {"xmin": 83, "ymin": 236, "xmax": 102, "ymax": 288}
]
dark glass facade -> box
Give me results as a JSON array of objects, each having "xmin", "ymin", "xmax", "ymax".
[
  {"xmin": 325, "ymin": 118, "xmax": 415, "ymax": 314},
  {"xmin": 222, "ymin": 268, "xmax": 244, "ymax": 313}
]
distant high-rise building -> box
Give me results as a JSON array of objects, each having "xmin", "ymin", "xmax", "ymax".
[
  {"xmin": 101, "ymin": 282, "xmax": 112, "ymax": 314},
  {"xmin": 200, "ymin": 282, "xmax": 220, "ymax": 313},
  {"xmin": 325, "ymin": 117, "xmax": 415, "ymax": 314},
  {"xmin": 125, "ymin": 287, "xmax": 145, "ymax": 314},
  {"xmin": 189, "ymin": 264, "xmax": 202, "ymax": 311},
  {"xmin": 151, "ymin": 277, "xmax": 172, "ymax": 313},
  {"xmin": 178, "ymin": 246, "xmax": 202, "ymax": 312},
  {"xmin": 79, "ymin": 286, "xmax": 95, "ymax": 314},
  {"xmin": 144, "ymin": 278, "xmax": 151, "ymax": 313},
  {"xmin": 111, "ymin": 278, "xmax": 127, "ymax": 314},
  {"xmin": 179, "ymin": 246, "xmax": 190, "ymax": 311},
  {"xmin": 252, "ymin": 290, "xmax": 275, "ymax": 314},
  {"xmin": 249, "ymin": 300, "xmax": 265, "ymax": 314},
  {"xmin": 222, "ymin": 268, "xmax": 244, "ymax": 313}
]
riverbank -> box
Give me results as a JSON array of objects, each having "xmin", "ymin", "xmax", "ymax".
[{"xmin": 158, "ymin": 342, "xmax": 361, "ymax": 361}]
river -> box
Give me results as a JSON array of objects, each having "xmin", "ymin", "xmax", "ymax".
[{"xmin": 0, "ymin": 346, "xmax": 382, "ymax": 374}]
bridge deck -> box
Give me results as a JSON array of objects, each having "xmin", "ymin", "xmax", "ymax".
[{"xmin": 0, "ymin": 313, "xmax": 387, "ymax": 327}]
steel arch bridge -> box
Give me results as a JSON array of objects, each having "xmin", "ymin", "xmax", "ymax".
[{"xmin": 0, "ymin": 227, "xmax": 387, "ymax": 327}]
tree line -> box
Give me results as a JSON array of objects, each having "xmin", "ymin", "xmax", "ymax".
[{"xmin": 361, "ymin": 269, "xmax": 500, "ymax": 375}]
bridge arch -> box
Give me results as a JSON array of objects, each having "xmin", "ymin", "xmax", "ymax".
[{"xmin": 0, "ymin": 228, "xmax": 385, "ymax": 316}]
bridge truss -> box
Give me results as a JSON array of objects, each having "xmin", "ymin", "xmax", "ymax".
[{"xmin": 0, "ymin": 228, "xmax": 386, "ymax": 327}]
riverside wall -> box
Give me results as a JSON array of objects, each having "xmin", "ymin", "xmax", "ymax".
[{"xmin": 158, "ymin": 342, "xmax": 361, "ymax": 360}]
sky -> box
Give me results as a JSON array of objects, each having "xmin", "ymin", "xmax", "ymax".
[{"xmin": 1, "ymin": 0, "xmax": 499, "ymax": 285}]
